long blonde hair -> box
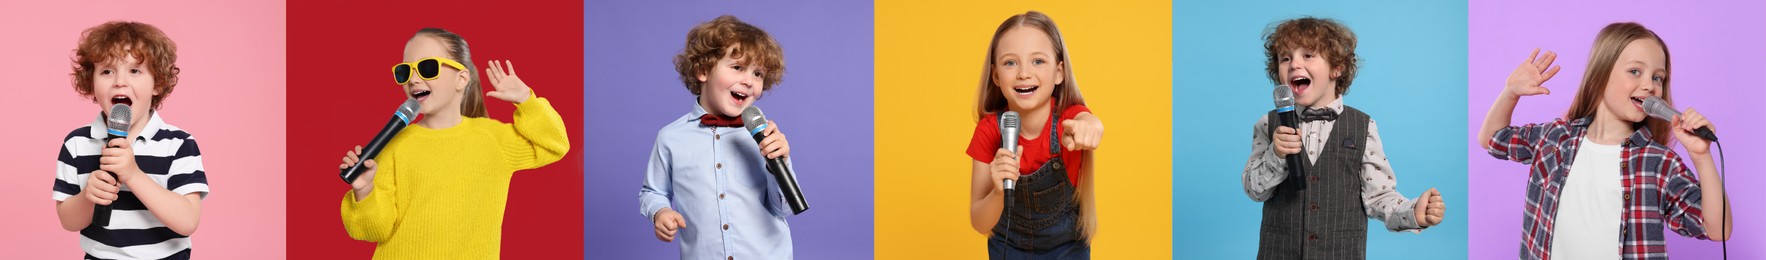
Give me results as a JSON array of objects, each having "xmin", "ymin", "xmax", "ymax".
[
  {"xmin": 974, "ymin": 11, "xmax": 1085, "ymax": 121},
  {"xmin": 1563, "ymin": 22, "xmax": 1672, "ymax": 144}
]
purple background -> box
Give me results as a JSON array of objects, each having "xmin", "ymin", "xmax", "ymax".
[
  {"xmin": 1468, "ymin": 1, "xmax": 1764, "ymax": 258},
  {"xmin": 582, "ymin": 1, "xmax": 874, "ymax": 258}
]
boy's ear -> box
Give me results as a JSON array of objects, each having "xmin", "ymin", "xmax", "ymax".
[{"xmin": 1054, "ymin": 61, "xmax": 1067, "ymax": 86}]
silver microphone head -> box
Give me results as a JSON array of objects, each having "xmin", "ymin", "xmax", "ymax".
[
  {"xmin": 1273, "ymin": 85, "xmax": 1296, "ymax": 109},
  {"xmin": 106, "ymin": 104, "xmax": 132, "ymax": 136},
  {"xmin": 394, "ymin": 98, "xmax": 421, "ymax": 124},
  {"xmin": 741, "ymin": 106, "xmax": 768, "ymax": 135},
  {"xmin": 999, "ymin": 111, "xmax": 1020, "ymax": 190},
  {"xmin": 1000, "ymin": 111, "xmax": 1020, "ymax": 153},
  {"xmin": 1641, "ymin": 96, "xmax": 1679, "ymax": 121}
]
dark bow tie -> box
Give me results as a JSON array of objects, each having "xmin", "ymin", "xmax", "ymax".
[
  {"xmin": 698, "ymin": 114, "xmax": 743, "ymax": 127},
  {"xmin": 1301, "ymin": 107, "xmax": 1338, "ymax": 122}
]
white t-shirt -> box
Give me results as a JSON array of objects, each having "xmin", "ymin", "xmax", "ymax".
[{"xmin": 1548, "ymin": 137, "xmax": 1624, "ymax": 259}]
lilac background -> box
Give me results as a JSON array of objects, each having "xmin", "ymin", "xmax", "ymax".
[
  {"xmin": 583, "ymin": 1, "xmax": 874, "ymax": 258},
  {"xmin": 1468, "ymin": 1, "xmax": 1764, "ymax": 258}
]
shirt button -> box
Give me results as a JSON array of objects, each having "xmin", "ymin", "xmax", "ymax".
[
  {"xmin": 1309, "ymin": 175, "xmax": 1319, "ymax": 183},
  {"xmin": 720, "ymin": 193, "xmax": 726, "ymax": 200},
  {"xmin": 1624, "ymin": 192, "xmax": 1631, "ymax": 200},
  {"xmin": 716, "ymin": 134, "xmax": 721, "ymax": 140},
  {"xmin": 723, "ymin": 224, "xmax": 730, "ymax": 230},
  {"xmin": 716, "ymin": 163, "xmax": 723, "ymax": 169},
  {"xmin": 1308, "ymin": 233, "xmax": 1318, "ymax": 240},
  {"xmin": 1309, "ymin": 203, "xmax": 1319, "ymax": 213},
  {"xmin": 728, "ymin": 256, "xmax": 734, "ymax": 260}
]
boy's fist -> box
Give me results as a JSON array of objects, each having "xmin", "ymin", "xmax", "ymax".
[
  {"xmin": 1414, "ymin": 188, "xmax": 1446, "ymax": 227},
  {"xmin": 1272, "ymin": 126, "xmax": 1303, "ymax": 157},
  {"xmin": 83, "ymin": 170, "xmax": 121, "ymax": 206},
  {"xmin": 653, "ymin": 208, "xmax": 687, "ymax": 242}
]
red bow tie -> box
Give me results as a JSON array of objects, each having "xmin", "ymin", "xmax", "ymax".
[{"xmin": 699, "ymin": 114, "xmax": 744, "ymax": 128}]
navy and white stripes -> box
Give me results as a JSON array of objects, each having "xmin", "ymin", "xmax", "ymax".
[{"xmin": 52, "ymin": 112, "xmax": 208, "ymax": 260}]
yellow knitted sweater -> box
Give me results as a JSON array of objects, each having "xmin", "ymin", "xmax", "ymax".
[{"xmin": 341, "ymin": 95, "xmax": 570, "ymax": 259}]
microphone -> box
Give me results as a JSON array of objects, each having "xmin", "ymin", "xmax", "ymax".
[
  {"xmin": 340, "ymin": 98, "xmax": 420, "ymax": 184},
  {"xmin": 742, "ymin": 106, "xmax": 809, "ymax": 214},
  {"xmin": 998, "ymin": 111, "xmax": 1019, "ymax": 236},
  {"xmin": 94, "ymin": 104, "xmax": 130, "ymax": 227},
  {"xmin": 1642, "ymin": 96, "xmax": 1717, "ymax": 142},
  {"xmin": 999, "ymin": 111, "xmax": 1020, "ymax": 191},
  {"xmin": 1273, "ymin": 85, "xmax": 1306, "ymax": 191}
]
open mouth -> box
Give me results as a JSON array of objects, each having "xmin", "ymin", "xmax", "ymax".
[
  {"xmin": 110, "ymin": 95, "xmax": 133, "ymax": 107},
  {"xmin": 410, "ymin": 89, "xmax": 432, "ymax": 102},
  {"xmin": 1631, "ymin": 97, "xmax": 1645, "ymax": 111},
  {"xmin": 731, "ymin": 91, "xmax": 751, "ymax": 105},
  {"xmin": 1012, "ymin": 84, "xmax": 1039, "ymax": 95},
  {"xmin": 1289, "ymin": 76, "xmax": 1312, "ymax": 96}
]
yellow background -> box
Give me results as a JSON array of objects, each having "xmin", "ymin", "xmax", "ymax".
[{"xmin": 875, "ymin": 1, "xmax": 1173, "ymax": 258}]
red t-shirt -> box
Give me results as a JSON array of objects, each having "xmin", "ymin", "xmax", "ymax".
[{"xmin": 966, "ymin": 103, "xmax": 1091, "ymax": 186}]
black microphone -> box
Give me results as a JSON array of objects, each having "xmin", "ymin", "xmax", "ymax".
[
  {"xmin": 999, "ymin": 111, "xmax": 1020, "ymax": 191},
  {"xmin": 340, "ymin": 98, "xmax": 420, "ymax": 184},
  {"xmin": 1273, "ymin": 85, "xmax": 1306, "ymax": 191},
  {"xmin": 1642, "ymin": 96, "xmax": 1718, "ymax": 142},
  {"xmin": 94, "ymin": 104, "xmax": 130, "ymax": 227},
  {"xmin": 741, "ymin": 106, "xmax": 808, "ymax": 214}
]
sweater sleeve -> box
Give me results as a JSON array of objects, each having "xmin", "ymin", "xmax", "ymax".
[
  {"xmin": 501, "ymin": 93, "xmax": 571, "ymax": 171},
  {"xmin": 341, "ymin": 154, "xmax": 400, "ymax": 242}
]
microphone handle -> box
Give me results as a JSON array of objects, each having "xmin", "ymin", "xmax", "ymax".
[
  {"xmin": 767, "ymin": 156, "xmax": 809, "ymax": 214},
  {"xmin": 1277, "ymin": 110, "xmax": 1308, "ymax": 191},
  {"xmin": 1695, "ymin": 127, "xmax": 1718, "ymax": 142},
  {"xmin": 754, "ymin": 132, "xmax": 809, "ymax": 214},
  {"xmin": 93, "ymin": 136, "xmax": 124, "ymax": 227},
  {"xmin": 341, "ymin": 116, "xmax": 409, "ymax": 183}
]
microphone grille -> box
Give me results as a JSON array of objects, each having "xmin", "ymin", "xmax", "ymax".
[
  {"xmin": 741, "ymin": 106, "xmax": 768, "ymax": 132},
  {"xmin": 1273, "ymin": 85, "xmax": 1296, "ymax": 108},
  {"xmin": 394, "ymin": 98, "xmax": 422, "ymax": 124},
  {"xmin": 1640, "ymin": 96, "xmax": 1679, "ymax": 120},
  {"xmin": 1000, "ymin": 111, "xmax": 1019, "ymax": 129},
  {"xmin": 106, "ymin": 104, "xmax": 132, "ymax": 132}
]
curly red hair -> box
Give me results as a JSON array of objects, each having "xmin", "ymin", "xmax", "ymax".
[
  {"xmin": 71, "ymin": 21, "xmax": 180, "ymax": 110},
  {"xmin": 1263, "ymin": 17, "xmax": 1358, "ymax": 95},
  {"xmin": 673, "ymin": 15, "xmax": 785, "ymax": 95}
]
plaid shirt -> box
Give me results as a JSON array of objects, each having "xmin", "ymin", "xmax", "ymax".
[{"xmin": 1487, "ymin": 117, "xmax": 1710, "ymax": 260}]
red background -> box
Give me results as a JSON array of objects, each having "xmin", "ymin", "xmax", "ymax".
[{"xmin": 286, "ymin": 1, "xmax": 583, "ymax": 258}]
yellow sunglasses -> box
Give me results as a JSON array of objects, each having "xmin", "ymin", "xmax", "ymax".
[{"xmin": 391, "ymin": 57, "xmax": 468, "ymax": 85}]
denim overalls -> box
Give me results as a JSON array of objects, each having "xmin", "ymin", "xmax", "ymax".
[{"xmin": 988, "ymin": 105, "xmax": 1088, "ymax": 259}]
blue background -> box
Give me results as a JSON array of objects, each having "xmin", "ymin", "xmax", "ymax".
[
  {"xmin": 583, "ymin": 0, "xmax": 874, "ymax": 258},
  {"xmin": 1173, "ymin": 1, "xmax": 1469, "ymax": 259}
]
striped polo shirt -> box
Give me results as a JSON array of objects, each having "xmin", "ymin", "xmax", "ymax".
[{"xmin": 52, "ymin": 111, "xmax": 208, "ymax": 260}]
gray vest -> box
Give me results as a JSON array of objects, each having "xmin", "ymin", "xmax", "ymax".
[{"xmin": 1257, "ymin": 106, "xmax": 1370, "ymax": 260}]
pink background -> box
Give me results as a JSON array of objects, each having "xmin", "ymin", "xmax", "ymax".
[{"xmin": 0, "ymin": 1, "xmax": 287, "ymax": 259}]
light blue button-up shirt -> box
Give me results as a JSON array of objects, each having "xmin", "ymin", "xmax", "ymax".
[{"xmin": 641, "ymin": 104, "xmax": 794, "ymax": 259}]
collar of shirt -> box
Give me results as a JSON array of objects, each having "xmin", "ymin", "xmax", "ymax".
[
  {"xmin": 87, "ymin": 110, "xmax": 166, "ymax": 141},
  {"xmin": 1564, "ymin": 117, "xmax": 1657, "ymax": 148}
]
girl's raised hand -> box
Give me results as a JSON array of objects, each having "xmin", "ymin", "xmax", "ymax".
[
  {"xmin": 484, "ymin": 60, "xmax": 532, "ymax": 103},
  {"xmin": 1670, "ymin": 107, "xmax": 1715, "ymax": 155},
  {"xmin": 1505, "ymin": 48, "xmax": 1561, "ymax": 97}
]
